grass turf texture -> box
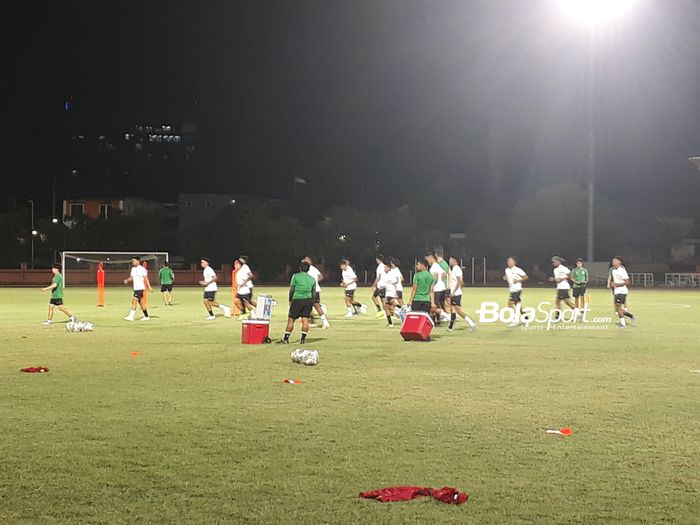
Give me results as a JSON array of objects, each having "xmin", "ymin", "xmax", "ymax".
[{"xmin": 1, "ymin": 286, "xmax": 698, "ymax": 524}]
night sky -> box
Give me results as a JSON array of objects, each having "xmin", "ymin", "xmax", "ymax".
[{"xmin": 3, "ymin": 0, "xmax": 700, "ymax": 217}]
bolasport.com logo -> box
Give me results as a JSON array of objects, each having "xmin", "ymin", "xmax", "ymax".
[{"xmin": 475, "ymin": 302, "xmax": 613, "ymax": 331}]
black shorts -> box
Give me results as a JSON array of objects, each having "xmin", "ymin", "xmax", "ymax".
[
  {"xmin": 509, "ymin": 291, "xmax": 522, "ymax": 303},
  {"xmin": 573, "ymin": 286, "xmax": 586, "ymax": 298},
  {"xmin": 373, "ymin": 288, "xmax": 386, "ymax": 298},
  {"xmin": 411, "ymin": 301, "xmax": 432, "ymax": 313},
  {"xmin": 434, "ymin": 290, "xmax": 448, "ymax": 306},
  {"xmin": 49, "ymin": 298, "xmax": 63, "ymax": 306},
  {"xmin": 450, "ymin": 295, "xmax": 462, "ymax": 307},
  {"xmin": 133, "ymin": 290, "xmax": 144, "ymax": 300},
  {"xmin": 237, "ymin": 292, "xmax": 252, "ymax": 303},
  {"xmin": 313, "ymin": 292, "xmax": 321, "ymax": 304},
  {"xmin": 289, "ymin": 299, "xmax": 313, "ymax": 319},
  {"xmin": 161, "ymin": 284, "xmax": 173, "ymax": 293},
  {"xmin": 203, "ymin": 291, "xmax": 216, "ymax": 301},
  {"xmin": 385, "ymin": 295, "xmax": 397, "ymax": 305},
  {"xmin": 614, "ymin": 293, "xmax": 628, "ymax": 305},
  {"xmin": 344, "ymin": 289, "xmax": 356, "ymax": 298},
  {"xmin": 396, "ymin": 290, "xmax": 403, "ymax": 299},
  {"xmin": 557, "ymin": 289, "xmax": 571, "ymax": 300}
]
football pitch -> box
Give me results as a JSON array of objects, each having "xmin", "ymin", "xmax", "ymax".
[{"xmin": 1, "ymin": 286, "xmax": 698, "ymax": 524}]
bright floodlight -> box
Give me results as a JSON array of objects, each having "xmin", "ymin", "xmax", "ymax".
[{"xmin": 557, "ymin": 0, "xmax": 636, "ymax": 25}]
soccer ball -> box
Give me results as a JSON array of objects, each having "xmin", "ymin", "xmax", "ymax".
[{"xmin": 291, "ymin": 349, "xmax": 319, "ymax": 366}]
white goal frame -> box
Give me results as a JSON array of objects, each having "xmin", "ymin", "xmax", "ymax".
[{"xmin": 61, "ymin": 251, "xmax": 169, "ymax": 287}]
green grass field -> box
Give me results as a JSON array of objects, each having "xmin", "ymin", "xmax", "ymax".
[{"xmin": 1, "ymin": 285, "xmax": 698, "ymax": 524}]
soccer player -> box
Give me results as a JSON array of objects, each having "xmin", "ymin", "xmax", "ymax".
[
  {"xmin": 41, "ymin": 264, "xmax": 75, "ymax": 325},
  {"xmin": 448, "ymin": 256, "xmax": 477, "ymax": 331},
  {"xmin": 389, "ymin": 258, "xmax": 405, "ymax": 308},
  {"xmin": 339, "ymin": 259, "xmax": 366, "ymax": 317},
  {"xmin": 550, "ymin": 256, "xmax": 576, "ymax": 317},
  {"xmin": 278, "ymin": 261, "xmax": 316, "ymax": 344},
  {"xmin": 158, "ymin": 261, "xmax": 174, "ymax": 306},
  {"xmin": 123, "ymin": 256, "xmax": 154, "ymax": 321},
  {"xmin": 383, "ymin": 263, "xmax": 400, "ymax": 327},
  {"xmin": 610, "ymin": 255, "xmax": 636, "ymax": 328},
  {"xmin": 408, "ymin": 258, "xmax": 435, "ymax": 313},
  {"xmin": 199, "ymin": 258, "xmax": 231, "ymax": 320},
  {"xmin": 235, "ymin": 255, "xmax": 256, "ymax": 318},
  {"xmin": 426, "ymin": 252, "xmax": 450, "ymax": 324},
  {"xmin": 436, "ymin": 250, "xmax": 452, "ymax": 312},
  {"xmin": 503, "ymin": 256, "xmax": 528, "ymax": 326},
  {"xmin": 571, "ymin": 258, "xmax": 589, "ymax": 313},
  {"xmin": 370, "ymin": 255, "xmax": 388, "ymax": 318},
  {"xmin": 302, "ymin": 256, "xmax": 330, "ymax": 329}
]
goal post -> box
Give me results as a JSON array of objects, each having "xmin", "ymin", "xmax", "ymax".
[{"xmin": 61, "ymin": 251, "xmax": 169, "ymax": 287}]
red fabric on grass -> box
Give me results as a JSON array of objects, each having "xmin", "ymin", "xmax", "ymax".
[
  {"xmin": 360, "ymin": 486, "xmax": 468, "ymax": 505},
  {"xmin": 20, "ymin": 367, "xmax": 49, "ymax": 373}
]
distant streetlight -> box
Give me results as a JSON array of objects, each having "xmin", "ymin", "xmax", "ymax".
[
  {"xmin": 555, "ymin": 0, "xmax": 638, "ymax": 262},
  {"xmin": 52, "ymin": 218, "xmax": 59, "ymax": 224},
  {"xmin": 28, "ymin": 200, "xmax": 35, "ymax": 269}
]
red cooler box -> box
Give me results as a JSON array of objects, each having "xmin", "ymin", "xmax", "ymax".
[
  {"xmin": 399, "ymin": 311, "xmax": 434, "ymax": 341},
  {"xmin": 241, "ymin": 320, "xmax": 271, "ymax": 344}
]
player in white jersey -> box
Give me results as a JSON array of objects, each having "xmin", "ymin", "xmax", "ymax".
[
  {"xmin": 382, "ymin": 262, "xmax": 400, "ymax": 327},
  {"xmin": 234, "ymin": 255, "xmax": 256, "ymax": 318},
  {"xmin": 302, "ymin": 256, "xmax": 330, "ymax": 329},
  {"xmin": 610, "ymin": 255, "xmax": 636, "ymax": 328},
  {"xmin": 199, "ymin": 258, "xmax": 231, "ymax": 320},
  {"xmin": 447, "ymin": 256, "xmax": 477, "ymax": 331},
  {"xmin": 549, "ymin": 256, "xmax": 576, "ymax": 319},
  {"xmin": 123, "ymin": 256, "xmax": 154, "ymax": 321},
  {"xmin": 503, "ymin": 256, "xmax": 528, "ymax": 326},
  {"xmin": 389, "ymin": 258, "xmax": 405, "ymax": 308},
  {"xmin": 426, "ymin": 252, "xmax": 451, "ymax": 324},
  {"xmin": 370, "ymin": 255, "xmax": 387, "ymax": 318},
  {"xmin": 339, "ymin": 259, "xmax": 366, "ymax": 317}
]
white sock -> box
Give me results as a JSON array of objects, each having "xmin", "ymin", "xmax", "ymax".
[
  {"xmin": 347, "ymin": 307, "xmax": 353, "ymax": 314},
  {"xmin": 464, "ymin": 315, "xmax": 476, "ymax": 328},
  {"xmin": 619, "ymin": 316, "xmax": 626, "ymax": 326},
  {"xmin": 321, "ymin": 314, "xmax": 328, "ymax": 321}
]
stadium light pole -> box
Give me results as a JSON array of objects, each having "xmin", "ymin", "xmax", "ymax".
[
  {"xmin": 28, "ymin": 199, "xmax": 36, "ymax": 269},
  {"xmin": 556, "ymin": 0, "xmax": 638, "ymax": 262}
]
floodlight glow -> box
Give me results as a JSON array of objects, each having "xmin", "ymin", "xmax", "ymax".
[
  {"xmin": 52, "ymin": 218, "xmax": 59, "ymax": 223},
  {"xmin": 31, "ymin": 230, "xmax": 38, "ymax": 236},
  {"xmin": 557, "ymin": 0, "xmax": 636, "ymax": 25}
]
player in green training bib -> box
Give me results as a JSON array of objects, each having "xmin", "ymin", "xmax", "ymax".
[
  {"xmin": 158, "ymin": 261, "xmax": 175, "ymax": 306},
  {"xmin": 571, "ymin": 258, "xmax": 589, "ymax": 312},
  {"xmin": 278, "ymin": 261, "xmax": 317, "ymax": 344},
  {"xmin": 408, "ymin": 258, "xmax": 436, "ymax": 313},
  {"xmin": 41, "ymin": 264, "xmax": 75, "ymax": 326}
]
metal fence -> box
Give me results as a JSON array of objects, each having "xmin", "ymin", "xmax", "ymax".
[
  {"xmin": 664, "ymin": 273, "xmax": 700, "ymax": 288},
  {"xmin": 630, "ymin": 272, "xmax": 654, "ymax": 287}
]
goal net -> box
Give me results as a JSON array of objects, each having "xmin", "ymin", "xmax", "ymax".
[{"xmin": 61, "ymin": 251, "xmax": 169, "ymax": 287}]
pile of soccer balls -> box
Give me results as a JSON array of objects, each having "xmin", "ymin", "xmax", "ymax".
[{"xmin": 66, "ymin": 321, "xmax": 94, "ymax": 332}]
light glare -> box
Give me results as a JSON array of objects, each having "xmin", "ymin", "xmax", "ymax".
[{"xmin": 557, "ymin": 0, "xmax": 636, "ymax": 25}]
